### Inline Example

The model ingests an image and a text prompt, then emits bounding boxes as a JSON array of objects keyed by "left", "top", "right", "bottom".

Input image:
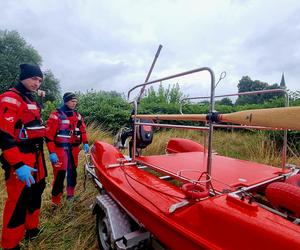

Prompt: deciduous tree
[
  {"left": 0, "top": 30, "right": 61, "bottom": 101},
  {"left": 0, "top": 30, "right": 42, "bottom": 92}
]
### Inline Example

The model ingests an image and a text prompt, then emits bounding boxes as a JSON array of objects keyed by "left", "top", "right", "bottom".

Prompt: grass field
[{"left": 0, "top": 127, "right": 299, "bottom": 249}]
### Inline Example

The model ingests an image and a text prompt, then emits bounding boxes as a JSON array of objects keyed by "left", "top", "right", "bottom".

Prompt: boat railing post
[
  {"left": 180, "top": 71, "right": 226, "bottom": 114},
  {"left": 206, "top": 68, "right": 216, "bottom": 188},
  {"left": 282, "top": 90, "right": 289, "bottom": 171},
  {"left": 132, "top": 101, "right": 138, "bottom": 161}
]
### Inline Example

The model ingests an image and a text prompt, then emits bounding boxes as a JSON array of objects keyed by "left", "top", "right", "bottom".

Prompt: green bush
[{"left": 76, "top": 90, "right": 131, "bottom": 132}]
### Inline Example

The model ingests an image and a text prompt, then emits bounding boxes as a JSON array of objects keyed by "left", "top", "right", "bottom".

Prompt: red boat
[{"left": 87, "top": 65, "right": 300, "bottom": 250}]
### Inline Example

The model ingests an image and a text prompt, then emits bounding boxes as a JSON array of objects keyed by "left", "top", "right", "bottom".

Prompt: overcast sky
[{"left": 1, "top": 0, "right": 300, "bottom": 99}]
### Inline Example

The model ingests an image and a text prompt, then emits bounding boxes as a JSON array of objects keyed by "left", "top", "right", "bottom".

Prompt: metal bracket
[{"left": 106, "top": 160, "right": 137, "bottom": 169}]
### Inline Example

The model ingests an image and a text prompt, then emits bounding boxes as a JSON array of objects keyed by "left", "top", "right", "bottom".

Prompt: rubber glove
[
  {"left": 15, "top": 165, "right": 37, "bottom": 187},
  {"left": 83, "top": 143, "right": 89, "bottom": 153},
  {"left": 49, "top": 153, "right": 59, "bottom": 163}
]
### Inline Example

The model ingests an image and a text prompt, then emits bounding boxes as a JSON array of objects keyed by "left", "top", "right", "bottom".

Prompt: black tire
[{"left": 96, "top": 212, "right": 114, "bottom": 250}]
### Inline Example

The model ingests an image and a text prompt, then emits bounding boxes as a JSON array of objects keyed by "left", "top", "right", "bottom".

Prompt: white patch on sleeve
[
  {"left": 4, "top": 116, "right": 14, "bottom": 122},
  {"left": 27, "top": 104, "right": 38, "bottom": 110},
  {"left": 1, "top": 97, "right": 21, "bottom": 107}
]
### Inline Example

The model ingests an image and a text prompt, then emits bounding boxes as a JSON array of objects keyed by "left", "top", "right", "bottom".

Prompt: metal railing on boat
[
  {"left": 179, "top": 88, "right": 289, "bottom": 171},
  {"left": 126, "top": 66, "right": 292, "bottom": 195},
  {"left": 128, "top": 67, "right": 216, "bottom": 186}
]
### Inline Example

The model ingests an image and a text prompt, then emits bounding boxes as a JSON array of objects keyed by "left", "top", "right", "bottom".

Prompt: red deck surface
[{"left": 137, "top": 152, "right": 285, "bottom": 192}]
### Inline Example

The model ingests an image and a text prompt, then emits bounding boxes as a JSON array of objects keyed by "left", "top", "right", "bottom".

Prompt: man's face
[
  {"left": 21, "top": 76, "right": 42, "bottom": 92},
  {"left": 65, "top": 99, "right": 78, "bottom": 110}
]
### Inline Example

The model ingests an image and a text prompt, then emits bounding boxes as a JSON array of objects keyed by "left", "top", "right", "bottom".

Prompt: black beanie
[
  {"left": 19, "top": 64, "right": 43, "bottom": 81},
  {"left": 63, "top": 92, "right": 77, "bottom": 103}
]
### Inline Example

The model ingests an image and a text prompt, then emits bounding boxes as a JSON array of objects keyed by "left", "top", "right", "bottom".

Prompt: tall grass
[
  {"left": 0, "top": 126, "right": 299, "bottom": 249},
  {"left": 145, "top": 129, "right": 300, "bottom": 166}
]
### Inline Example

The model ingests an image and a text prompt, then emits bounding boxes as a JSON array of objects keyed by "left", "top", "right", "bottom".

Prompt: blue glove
[
  {"left": 83, "top": 143, "right": 89, "bottom": 153},
  {"left": 49, "top": 153, "right": 59, "bottom": 163},
  {"left": 16, "top": 165, "right": 37, "bottom": 187}
]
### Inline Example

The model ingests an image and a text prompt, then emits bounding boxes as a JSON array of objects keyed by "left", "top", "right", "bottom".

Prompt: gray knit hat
[{"left": 63, "top": 92, "right": 77, "bottom": 103}]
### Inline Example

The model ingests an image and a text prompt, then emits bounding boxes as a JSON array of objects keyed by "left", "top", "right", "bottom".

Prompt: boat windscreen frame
[{"left": 127, "top": 67, "right": 216, "bottom": 181}]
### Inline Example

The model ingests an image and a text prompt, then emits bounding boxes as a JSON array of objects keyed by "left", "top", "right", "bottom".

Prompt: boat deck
[{"left": 137, "top": 152, "right": 285, "bottom": 192}]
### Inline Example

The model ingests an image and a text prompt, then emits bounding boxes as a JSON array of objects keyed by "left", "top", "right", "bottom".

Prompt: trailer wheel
[{"left": 96, "top": 212, "right": 114, "bottom": 250}]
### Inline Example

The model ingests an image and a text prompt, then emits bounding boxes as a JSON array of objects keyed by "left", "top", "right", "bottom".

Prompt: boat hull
[{"left": 91, "top": 141, "right": 300, "bottom": 250}]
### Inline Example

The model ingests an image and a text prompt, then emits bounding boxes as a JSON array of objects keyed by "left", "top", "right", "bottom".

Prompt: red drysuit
[
  {"left": 0, "top": 84, "right": 47, "bottom": 249},
  {"left": 46, "top": 106, "right": 87, "bottom": 205}
]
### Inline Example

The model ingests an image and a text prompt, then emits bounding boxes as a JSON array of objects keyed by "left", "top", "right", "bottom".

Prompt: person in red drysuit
[
  {"left": 46, "top": 92, "right": 89, "bottom": 206},
  {"left": 0, "top": 64, "right": 47, "bottom": 250}
]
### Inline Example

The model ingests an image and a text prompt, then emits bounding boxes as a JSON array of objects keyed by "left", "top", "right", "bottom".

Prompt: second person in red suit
[{"left": 45, "top": 92, "right": 89, "bottom": 206}]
